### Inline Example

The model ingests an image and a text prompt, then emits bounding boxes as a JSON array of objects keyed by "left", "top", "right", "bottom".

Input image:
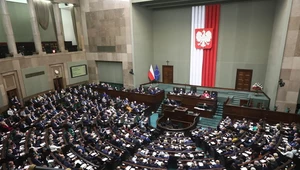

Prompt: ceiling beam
[
  {"left": 135, "top": 0, "right": 263, "bottom": 9},
  {"left": 147, "top": 0, "right": 233, "bottom": 8}
]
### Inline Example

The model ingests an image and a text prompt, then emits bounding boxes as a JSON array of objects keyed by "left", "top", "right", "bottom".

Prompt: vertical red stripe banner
[{"left": 202, "top": 4, "right": 220, "bottom": 87}]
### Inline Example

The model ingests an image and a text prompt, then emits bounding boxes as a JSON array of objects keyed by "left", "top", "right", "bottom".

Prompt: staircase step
[{"left": 197, "top": 124, "right": 218, "bottom": 129}]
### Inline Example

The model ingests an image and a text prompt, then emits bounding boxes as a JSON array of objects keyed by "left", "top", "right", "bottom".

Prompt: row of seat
[
  {"left": 1, "top": 83, "right": 299, "bottom": 170},
  {"left": 0, "top": 84, "right": 156, "bottom": 170},
  {"left": 190, "top": 117, "right": 299, "bottom": 169}
]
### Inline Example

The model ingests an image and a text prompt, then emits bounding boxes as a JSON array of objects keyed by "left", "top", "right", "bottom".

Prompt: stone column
[
  {"left": 275, "top": 0, "right": 300, "bottom": 113},
  {"left": 27, "top": 0, "right": 43, "bottom": 54},
  {"left": 74, "top": 6, "right": 84, "bottom": 51},
  {"left": 52, "top": 3, "right": 66, "bottom": 52},
  {"left": 0, "top": 0, "right": 18, "bottom": 56}
]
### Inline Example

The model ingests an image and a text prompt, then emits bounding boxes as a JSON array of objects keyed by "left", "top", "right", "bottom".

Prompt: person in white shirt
[
  {"left": 132, "top": 155, "right": 137, "bottom": 163},
  {"left": 49, "top": 141, "right": 61, "bottom": 152},
  {"left": 7, "top": 108, "right": 14, "bottom": 116},
  {"left": 281, "top": 146, "right": 296, "bottom": 159}
]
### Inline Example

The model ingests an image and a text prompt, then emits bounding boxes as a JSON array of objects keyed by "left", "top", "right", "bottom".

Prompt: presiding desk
[
  {"left": 167, "top": 93, "right": 217, "bottom": 118},
  {"left": 93, "top": 88, "right": 165, "bottom": 113}
]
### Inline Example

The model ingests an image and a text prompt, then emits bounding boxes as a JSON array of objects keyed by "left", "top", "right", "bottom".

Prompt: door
[
  {"left": 7, "top": 89, "right": 19, "bottom": 106},
  {"left": 235, "top": 69, "right": 252, "bottom": 91},
  {"left": 163, "top": 65, "right": 173, "bottom": 84},
  {"left": 53, "top": 77, "right": 64, "bottom": 91},
  {"left": 7, "top": 89, "right": 18, "bottom": 100}
]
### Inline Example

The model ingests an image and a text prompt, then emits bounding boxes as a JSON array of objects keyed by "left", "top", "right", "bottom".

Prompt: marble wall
[
  {"left": 264, "top": 0, "right": 292, "bottom": 110},
  {"left": 80, "top": 0, "right": 134, "bottom": 88},
  {"left": 276, "top": 0, "right": 300, "bottom": 113}
]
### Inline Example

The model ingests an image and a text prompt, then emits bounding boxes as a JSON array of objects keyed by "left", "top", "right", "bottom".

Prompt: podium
[
  {"left": 158, "top": 106, "right": 199, "bottom": 131},
  {"left": 165, "top": 107, "right": 198, "bottom": 125}
]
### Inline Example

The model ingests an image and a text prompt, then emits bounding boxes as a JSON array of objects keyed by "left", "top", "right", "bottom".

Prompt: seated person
[
  {"left": 0, "top": 118, "right": 13, "bottom": 132},
  {"left": 189, "top": 86, "right": 197, "bottom": 94},
  {"left": 179, "top": 88, "right": 185, "bottom": 94},
  {"left": 203, "top": 103, "right": 208, "bottom": 110},
  {"left": 173, "top": 87, "right": 179, "bottom": 94},
  {"left": 166, "top": 118, "right": 172, "bottom": 125},
  {"left": 211, "top": 91, "right": 218, "bottom": 98},
  {"left": 202, "top": 91, "right": 210, "bottom": 98}
]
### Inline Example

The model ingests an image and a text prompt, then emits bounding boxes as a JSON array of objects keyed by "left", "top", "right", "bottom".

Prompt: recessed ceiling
[{"left": 132, "top": 0, "right": 266, "bottom": 9}]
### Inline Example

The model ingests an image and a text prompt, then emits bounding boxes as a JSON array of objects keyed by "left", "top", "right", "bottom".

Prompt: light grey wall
[
  {"left": 22, "top": 66, "right": 50, "bottom": 97},
  {"left": 153, "top": 7, "right": 191, "bottom": 84},
  {"left": 216, "top": 0, "right": 276, "bottom": 89},
  {"left": 132, "top": 4, "right": 153, "bottom": 86},
  {"left": 264, "top": 0, "right": 292, "bottom": 109},
  {"left": 97, "top": 61, "right": 123, "bottom": 84},
  {"left": 0, "top": 7, "right": 5, "bottom": 42},
  {"left": 67, "top": 61, "right": 89, "bottom": 85},
  {"left": 38, "top": 13, "right": 57, "bottom": 42},
  {"left": 2, "top": 2, "right": 33, "bottom": 42},
  {"left": 0, "top": 2, "right": 56, "bottom": 42}
]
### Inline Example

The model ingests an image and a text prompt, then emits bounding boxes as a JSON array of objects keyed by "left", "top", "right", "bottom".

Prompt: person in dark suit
[
  {"left": 7, "top": 161, "right": 15, "bottom": 170},
  {"left": 35, "top": 119, "right": 46, "bottom": 130},
  {"left": 11, "top": 96, "right": 21, "bottom": 109},
  {"left": 244, "top": 136, "right": 257, "bottom": 147},
  {"left": 5, "top": 149, "right": 15, "bottom": 162},
  {"left": 203, "top": 103, "right": 208, "bottom": 110},
  {"left": 63, "top": 157, "right": 72, "bottom": 168},
  {"left": 262, "top": 142, "right": 275, "bottom": 153},
  {"left": 173, "top": 87, "right": 179, "bottom": 94},
  {"left": 11, "top": 112, "right": 21, "bottom": 124},
  {"left": 25, "top": 114, "right": 34, "bottom": 125},
  {"left": 31, "top": 155, "right": 43, "bottom": 166}
]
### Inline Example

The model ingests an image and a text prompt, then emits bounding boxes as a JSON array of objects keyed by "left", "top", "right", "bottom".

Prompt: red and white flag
[
  {"left": 148, "top": 65, "right": 155, "bottom": 81},
  {"left": 190, "top": 5, "right": 220, "bottom": 87}
]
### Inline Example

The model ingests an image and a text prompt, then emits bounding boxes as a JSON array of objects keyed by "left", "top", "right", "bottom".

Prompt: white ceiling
[
  {"left": 6, "top": 0, "right": 74, "bottom": 8},
  {"left": 6, "top": 0, "right": 28, "bottom": 3}
]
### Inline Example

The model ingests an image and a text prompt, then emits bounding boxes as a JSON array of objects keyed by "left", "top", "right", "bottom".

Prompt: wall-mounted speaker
[
  {"left": 129, "top": 69, "right": 134, "bottom": 75},
  {"left": 279, "top": 79, "right": 285, "bottom": 87}
]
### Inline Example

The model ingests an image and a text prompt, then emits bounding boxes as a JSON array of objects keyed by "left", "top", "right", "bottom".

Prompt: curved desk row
[{"left": 93, "top": 88, "right": 165, "bottom": 113}]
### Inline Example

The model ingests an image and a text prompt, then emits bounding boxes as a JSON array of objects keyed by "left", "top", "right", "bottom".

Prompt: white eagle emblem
[{"left": 196, "top": 30, "right": 212, "bottom": 48}]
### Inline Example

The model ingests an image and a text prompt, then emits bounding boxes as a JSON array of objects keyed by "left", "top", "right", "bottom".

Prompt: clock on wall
[{"left": 54, "top": 70, "right": 60, "bottom": 76}]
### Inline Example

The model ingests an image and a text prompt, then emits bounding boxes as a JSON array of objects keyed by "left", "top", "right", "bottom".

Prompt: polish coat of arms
[{"left": 195, "top": 28, "right": 213, "bottom": 49}]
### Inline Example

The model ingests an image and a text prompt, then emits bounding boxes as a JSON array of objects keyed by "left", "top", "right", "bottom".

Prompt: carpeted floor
[{"left": 150, "top": 113, "right": 158, "bottom": 128}]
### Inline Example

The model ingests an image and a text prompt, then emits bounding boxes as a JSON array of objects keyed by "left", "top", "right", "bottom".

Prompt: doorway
[
  {"left": 7, "top": 89, "right": 18, "bottom": 100},
  {"left": 7, "top": 89, "right": 19, "bottom": 106},
  {"left": 235, "top": 69, "right": 253, "bottom": 91},
  {"left": 163, "top": 65, "right": 173, "bottom": 84},
  {"left": 53, "top": 77, "right": 64, "bottom": 91}
]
